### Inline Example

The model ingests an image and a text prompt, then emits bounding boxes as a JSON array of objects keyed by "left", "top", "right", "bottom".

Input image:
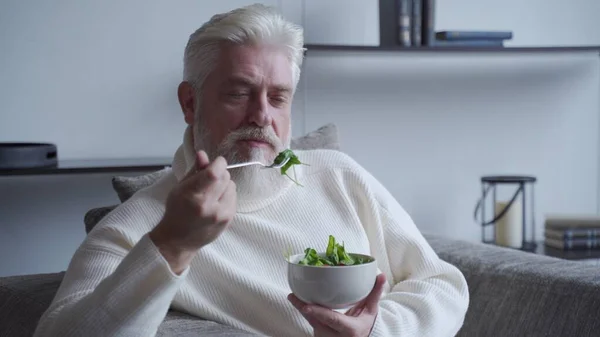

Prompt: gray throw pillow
[
  {"left": 291, "top": 123, "right": 340, "bottom": 150},
  {"left": 84, "top": 205, "right": 118, "bottom": 234},
  {"left": 111, "top": 168, "right": 170, "bottom": 203}
]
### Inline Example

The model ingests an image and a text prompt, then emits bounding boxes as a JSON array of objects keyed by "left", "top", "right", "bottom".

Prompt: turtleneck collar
[{"left": 171, "top": 125, "right": 299, "bottom": 213}]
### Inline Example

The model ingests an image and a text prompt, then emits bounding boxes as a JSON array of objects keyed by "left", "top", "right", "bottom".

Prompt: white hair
[
  {"left": 182, "top": 3, "right": 305, "bottom": 92},
  {"left": 183, "top": 4, "right": 303, "bottom": 200}
]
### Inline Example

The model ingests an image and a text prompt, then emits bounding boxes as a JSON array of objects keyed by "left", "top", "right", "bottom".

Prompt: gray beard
[{"left": 192, "top": 119, "right": 292, "bottom": 202}]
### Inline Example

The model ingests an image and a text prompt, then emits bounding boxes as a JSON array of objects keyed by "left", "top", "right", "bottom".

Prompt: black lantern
[{"left": 474, "top": 175, "right": 537, "bottom": 252}]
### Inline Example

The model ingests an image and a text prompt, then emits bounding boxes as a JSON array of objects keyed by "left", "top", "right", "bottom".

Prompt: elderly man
[{"left": 34, "top": 4, "right": 468, "bottom": 337}]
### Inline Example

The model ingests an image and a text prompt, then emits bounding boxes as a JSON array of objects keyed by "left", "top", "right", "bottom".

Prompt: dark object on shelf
[
  {"left": 396, "top": 0, "right": 412, "bottom": 46},
  {"left": 411, "top": 0, "right": 422, "bottom": 46},
  {"left": 0, "top": 157, "right": 172, "bottom": 176},
  {"left": 474, "top": 175, "right": 538, "bottom": 252},
  {"left": 0, "top": 143, "right": 58, "bottom": 170},
  {"left": 422, "top": 0, "right": 435, "bottom": 46},
  {"left": 378, "top": 0, "right": 399, "bottom": 46},
  {"left": 433, "top": 39, "right": 505, "bottom": 47},
  {"left": 435, "top": 30, "right": 513, "bottom": 41}
]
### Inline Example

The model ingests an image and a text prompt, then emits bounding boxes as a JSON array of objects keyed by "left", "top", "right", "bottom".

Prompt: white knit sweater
[{"left": 34, "top": 136, "right": 469, "bottom": 337}]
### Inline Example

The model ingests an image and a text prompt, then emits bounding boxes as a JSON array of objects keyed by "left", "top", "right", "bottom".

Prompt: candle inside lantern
[{"left": 494, "top": 199, "right": 523, "bottom": 248}]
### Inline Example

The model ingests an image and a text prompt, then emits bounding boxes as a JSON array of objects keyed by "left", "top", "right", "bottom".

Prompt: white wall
[
  {"left": 1, "top": 0, "right": 600, "bottom": 277},
  {"left": 301, "top": 51, "right": 600, "bottom": 241}
]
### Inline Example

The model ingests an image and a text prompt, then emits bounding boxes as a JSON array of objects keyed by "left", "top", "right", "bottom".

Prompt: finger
[
  {"left": 183, "top": 150, "right": 210, "bottom": 180},
  {"left": 287, "top": 293, "right": 306, "bottom": 311},
  {"left": 303, "top": 304, "right": 353, "bottom": 333},
  {"left": 219, "top": 181, "right": 237, "bottom": 205},
  {"left": 187, "top": 156, "right": 230, "bottom": 195},
  {"left": 201, "top": 156, "right": 228, "bottom": 181},
  {"left": 286, "top": 295, "right": 316, "bottom": 324},
  {"left": 196, "top": 150, "right": 210, "bottom": 170},
  {"left": 345, "top": 295, "right": 372, "bottom": 317},
  {"left": 345, "top": 305, "right": 364, "bottom": 317},
  {"left": 364, "top": 273, "right": 387, "bottom": 315},
  {"left": 216, "top": 182, "right": 237, "bottom": 224},
  {"left": 312, "top": 325, "right": 339, "bottom": 337},
  {"left": 202, "top": 157, "right": 231, "bottom": 197},
  {"left": 287, "top": 295, "right": 337, "bottom": 336}
]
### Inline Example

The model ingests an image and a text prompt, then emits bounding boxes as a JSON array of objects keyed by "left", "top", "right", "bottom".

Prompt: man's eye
[
  {"left": 228, "top": 92, "right": 248, "bottom": 98},
  {"left": 270, "top": 95, "right": 288, "bottom": 104}
]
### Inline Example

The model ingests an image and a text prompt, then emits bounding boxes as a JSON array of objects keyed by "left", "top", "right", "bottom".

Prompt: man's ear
[{"left": 177, "top": 81, "right": 196, "bottom": 125}]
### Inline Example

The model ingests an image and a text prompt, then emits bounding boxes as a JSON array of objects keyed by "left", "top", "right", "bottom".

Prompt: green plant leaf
[
  {"left": 276, "top": 149, "right": 308, "bottom": 186},
  {"left": 295, "top": 235, "right": 369, "bottom": 266},
  {"left": 326, "top": 235, "right": 335, "bottom": 256}
]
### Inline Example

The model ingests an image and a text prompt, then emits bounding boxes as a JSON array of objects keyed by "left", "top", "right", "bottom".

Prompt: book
[
  {"left": 421, "top": 0, "right": 435, "bottom": 46},
  {"left": 436, "top": 31, "right": 513, "bottom": 41},
  {"left": 397, "top": 0, "right": 412, "bottom": 46},
  {"left": 411, "top": 0, "right": 422, "bottom": 46},
  {"left": 544, "top": 215, "right": 600, "bottom": 229},
  {"left": 545, "top": 227, "right": 600, "bottom": 240},
  {"left": 434, "top": 39, "right": 504, "bottom": 47},
  {"left": 542, "top": 244, "right": 600, "bottom": 260},
  {"left": 545, "top": 237, "right": 600, "bottom": 250}
]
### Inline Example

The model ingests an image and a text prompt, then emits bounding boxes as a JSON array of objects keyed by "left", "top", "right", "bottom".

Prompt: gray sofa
[{"left": 3, "top": 232, "right": 600, "bottom": 336}]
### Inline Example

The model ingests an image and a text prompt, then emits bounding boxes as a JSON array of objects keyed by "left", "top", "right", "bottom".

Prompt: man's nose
[{"left": 247, "top": 94, "right": 272, "bottom": 127}]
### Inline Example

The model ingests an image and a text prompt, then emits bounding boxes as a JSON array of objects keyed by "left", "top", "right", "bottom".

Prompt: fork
[{"left": 226, "top": 156, "right": 290, "bottom": 170}]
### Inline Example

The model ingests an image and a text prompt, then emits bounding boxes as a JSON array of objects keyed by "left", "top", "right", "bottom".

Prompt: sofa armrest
[
  {"left": 424, "top": 234, "right": 600, "bottom": 337},
  {"left": 0, "top": 272, "right": 259, "bottom": 337},
  {"left": 0, "top": 272, "right": 65, "bottom": 337}
]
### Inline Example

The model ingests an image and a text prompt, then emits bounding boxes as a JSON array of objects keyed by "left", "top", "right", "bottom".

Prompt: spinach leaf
[
  {"left": 274, "top": 149, "right": 308, "bottom": 186},
  {"left": 337, "top": 242, "right": 355, "bottom": 266},
  {"left": 298, "top": 248, "right": 319, "bottom": 265},
  {"left": 296, "top": 235, "right": 368, "bottom": 266}
]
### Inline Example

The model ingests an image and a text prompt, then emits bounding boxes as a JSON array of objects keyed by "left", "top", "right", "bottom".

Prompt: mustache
[{"left": 224, "top": 127, "right": 282, "bottom": 149}]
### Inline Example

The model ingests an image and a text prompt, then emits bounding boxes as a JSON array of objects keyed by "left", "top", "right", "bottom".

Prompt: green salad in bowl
[
  {"left": 296, "top": 235, "right": 372, "bottom": 266},
  {"left": 286, "top": 235, "right": 377, "bottom": 309}
]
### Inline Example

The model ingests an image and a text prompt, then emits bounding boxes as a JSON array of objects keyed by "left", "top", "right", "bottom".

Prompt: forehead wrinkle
[
  {"left": 223, "top": 73, "right": 292, "bottom": 93},
  {"left": 214, "top": 46, "right": 293, "bottom": 91},
  {"left": 224, "top": 75, "right": 258, "bottom": 86}
]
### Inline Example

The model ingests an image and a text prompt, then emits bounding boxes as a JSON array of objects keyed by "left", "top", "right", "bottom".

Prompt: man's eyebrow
[
  {"left": 222, "top": 76, "right": 255, "bottom": 87},
  {"left": 222, "top": 76, "right": 293, "bottom": 93},
  {"left": 271, "top": 85, "right": 293, "bottom": 93}
]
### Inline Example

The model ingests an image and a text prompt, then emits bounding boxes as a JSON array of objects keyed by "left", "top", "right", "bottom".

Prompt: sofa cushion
[
  {"left": 0, "top": 272, "right": 66, "bottom": 337},
  {"left": 290, "top": 123, "right": 340, "bottom": 150},
  {"left": 0, "top": 272, "right": 257, "bottom": 336},
  {"left": 112, "top": 167, "right": 171, "bottom": 203},
  {"left": 157, "top": 311, "right": 258, "bottom": 336},
  {"left": 424, "top": 233, "right": 600, "bottom": 337},
  {"left": 84, "top": 205, "right": 118, "bottom": 234}
]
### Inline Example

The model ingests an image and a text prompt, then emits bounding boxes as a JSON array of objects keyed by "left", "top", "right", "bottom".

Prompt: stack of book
[
  {"left": 395, "top": 0, "right": 512, "bottom": 48},
  {"left": 396, "top": 0, "right": 436, "bottom": 46},
  {"left": 544, "top": 215, "right": 600, "bottom": 250},
  {"left": 434, "top": 31, "right": 513, "bottom": 47}
]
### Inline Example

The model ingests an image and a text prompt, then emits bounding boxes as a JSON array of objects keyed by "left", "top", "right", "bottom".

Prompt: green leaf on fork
[{"left": 273, "top": 149, "right": 309, "bottom": 186}]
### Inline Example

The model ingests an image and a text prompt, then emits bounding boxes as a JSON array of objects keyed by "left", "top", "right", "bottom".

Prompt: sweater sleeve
[
  {"left": 368, "top": 203, "right": 470, "bottom": 337},
  {"left": 351, "top": 167, "right": 470, "bottom": 337},
  {"left": 33, "top": 232, "right": 189, "bottom": 337}
]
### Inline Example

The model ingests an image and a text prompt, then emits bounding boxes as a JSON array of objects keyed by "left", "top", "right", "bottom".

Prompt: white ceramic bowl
[{"left": 287, "top": 252, "right": 378, "bottom": 310}]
